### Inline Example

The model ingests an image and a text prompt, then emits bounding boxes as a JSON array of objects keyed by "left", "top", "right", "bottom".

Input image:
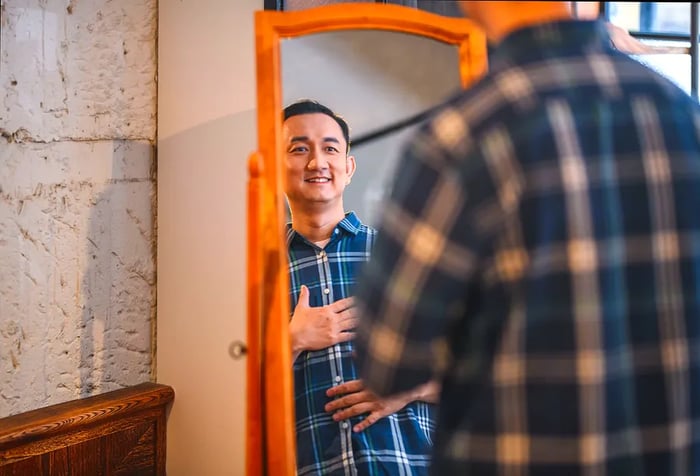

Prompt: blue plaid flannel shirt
[
  {"left": 288, "top": 212, "right": 436, "bottom": 476},
  {"left": 356, "top": 20, "right": 700, "bottom": 475}
]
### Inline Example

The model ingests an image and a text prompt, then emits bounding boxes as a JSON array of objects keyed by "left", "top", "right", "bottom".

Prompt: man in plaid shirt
[
  {"left": 355, "top": 2, "right": 700, "bottom": 475},
  {"left": 283, "top": 99, "right": 439, "bottom": 475}
]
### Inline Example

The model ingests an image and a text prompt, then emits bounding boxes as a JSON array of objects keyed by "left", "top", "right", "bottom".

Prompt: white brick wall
[{"left": 1, "top": 0, "right": 157, "bottom": 417}]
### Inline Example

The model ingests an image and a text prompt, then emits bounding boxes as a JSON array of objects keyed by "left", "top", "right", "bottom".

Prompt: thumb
[{"left": 296, "top": 285, "right": 310, "bottom": 309}]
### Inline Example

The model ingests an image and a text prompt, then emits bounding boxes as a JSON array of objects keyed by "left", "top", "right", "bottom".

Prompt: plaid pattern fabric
[
  {"left": 355, "top": 20, "right": 700, "bottom": 475},
  {"left": 288, "top": 212, "right": 437, "bottom": 476}
]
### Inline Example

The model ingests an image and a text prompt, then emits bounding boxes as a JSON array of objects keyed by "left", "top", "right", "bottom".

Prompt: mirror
[
  {"left": 281, "top": 29, "right": 462, "bottom": 226},
  {"left": 247, "top": 4, "right": 487, "bottom": 475}
]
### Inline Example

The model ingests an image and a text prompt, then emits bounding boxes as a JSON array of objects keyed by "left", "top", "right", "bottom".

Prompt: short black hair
[{"left": 283, "top": 99, "right": 351, "bottom": 152}]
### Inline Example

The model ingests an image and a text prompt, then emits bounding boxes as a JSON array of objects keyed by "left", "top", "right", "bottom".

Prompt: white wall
[
  {"left": 1, "top": 0, "right": 157, "bottom": 417},
  {"left": 157, "top": 0, "right": 259, "bottom": 474}
]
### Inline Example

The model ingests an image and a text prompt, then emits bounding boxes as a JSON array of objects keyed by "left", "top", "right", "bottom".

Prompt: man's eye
[
  {"left": 325, "top": 147, "right": 339, "bottom": 153},
  {"left": 290, "top": 146, "right": 308, "bottom": 153}
]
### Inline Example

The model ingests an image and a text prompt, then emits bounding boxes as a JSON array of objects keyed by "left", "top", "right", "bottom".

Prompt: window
[
  {"left": 609, "top": 2, "right": 690, "bottom": 37},
  {"left": 597, "top": 2, "right": 698, "bottom": 99}
]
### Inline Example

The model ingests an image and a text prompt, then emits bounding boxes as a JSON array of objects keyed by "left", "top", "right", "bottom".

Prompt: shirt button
[
  {"left": 342, "top": 422, "right": 349, "bottom": 429},
  {"left": 323, "top": 288, "right": 330, "bottom": 295},
  {"left": 319, "top": 250, "right": 326, "bottom": 258},
  {"left": 334, "top": 229, "right": 339, "bottom": 234},
  {"left": 335, "top": 376, "right": 342, "bottom": 383}
]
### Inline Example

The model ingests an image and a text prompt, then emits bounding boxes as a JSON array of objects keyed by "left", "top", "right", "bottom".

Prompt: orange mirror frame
[{"left": 247, "top": 4, "right": 488, "bottom": 475}]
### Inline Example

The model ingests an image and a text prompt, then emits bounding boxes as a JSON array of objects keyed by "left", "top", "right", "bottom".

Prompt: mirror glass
[{"left": 281, "top": 29, "right": 462, "bottom": 225}]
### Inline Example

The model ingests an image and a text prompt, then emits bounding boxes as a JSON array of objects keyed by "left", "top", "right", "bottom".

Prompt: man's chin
[
  {"left": 302, "top": 189, "right": 338, "bottom": 200},
  {"left": 287, "top": 191, "right": 342, "bottom": 208}
]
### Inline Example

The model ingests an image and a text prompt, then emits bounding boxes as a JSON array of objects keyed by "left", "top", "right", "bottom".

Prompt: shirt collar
[
  {"left": 337, "top": 211, "right": 362, "bottom": 235},
  {"left": 286, "top": 211, "right": 363, "bottom": 247}
]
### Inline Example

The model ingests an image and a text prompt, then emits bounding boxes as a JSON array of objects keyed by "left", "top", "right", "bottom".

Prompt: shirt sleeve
[{"left": 354, "top": 116, "right": 500, "bottom": 397}]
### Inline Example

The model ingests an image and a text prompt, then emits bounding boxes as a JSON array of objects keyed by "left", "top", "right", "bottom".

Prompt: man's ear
[{"left": 346, "top": 155, "right": 356, "bottom": 183}]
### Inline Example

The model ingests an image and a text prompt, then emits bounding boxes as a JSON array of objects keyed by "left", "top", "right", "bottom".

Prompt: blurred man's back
[{"left": 354, "top": 2, "right": 700, "bottom": 475}]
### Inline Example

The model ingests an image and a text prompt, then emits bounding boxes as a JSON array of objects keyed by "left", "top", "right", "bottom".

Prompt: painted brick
[{"left": 1, "top": 0, "right": 157, "bottom": 417}]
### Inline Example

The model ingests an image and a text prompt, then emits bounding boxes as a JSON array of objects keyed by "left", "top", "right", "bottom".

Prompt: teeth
[{"left": 306, "top": 178, "right": 330, "bottom": 183}]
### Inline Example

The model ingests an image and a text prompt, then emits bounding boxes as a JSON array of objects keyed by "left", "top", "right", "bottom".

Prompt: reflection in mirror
[
  {"left": 281, "top": 30, "right": 461, "bottom": 225},
  {"left": 248, "top": 5, "right": 488, "bottom": 474},
  {"left": 280, "top": 28, "right": 461, "bottom": 476}
]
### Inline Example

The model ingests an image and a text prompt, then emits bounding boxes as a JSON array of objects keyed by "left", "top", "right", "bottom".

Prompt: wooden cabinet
[{"left": 0, "top": 383, "right": 174, "bottom": 476}]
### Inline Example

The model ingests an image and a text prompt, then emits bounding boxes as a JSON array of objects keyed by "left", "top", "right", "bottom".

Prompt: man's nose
[{"left": 307, "top": 150, "right": 329, "bottom": 169}]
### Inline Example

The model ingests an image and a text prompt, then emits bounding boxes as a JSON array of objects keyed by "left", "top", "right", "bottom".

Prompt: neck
[
  {"left": 290, "top": 203, "right": 346, "bottom": 243},
  {"left": 475, "top": 2, "right": 574, "bottom": 43}
]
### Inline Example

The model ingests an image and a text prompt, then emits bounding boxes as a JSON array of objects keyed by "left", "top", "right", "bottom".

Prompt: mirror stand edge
[{"left": 248, "top": 9, "right": 297, "bottom": 476}]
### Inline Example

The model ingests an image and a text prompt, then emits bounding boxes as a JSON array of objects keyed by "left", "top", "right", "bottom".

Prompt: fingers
[
  {"left": 336, "top": 307, "right": 357, "bottom": 329},
  {"left": 325, "top": 390, "right": 371, "bottom": 412},
  {"left": 334, "top": 332, "right": 356, "bottom": 344},
  {"left": 338, "top": 306, "right": 357, "bottom": 317},
  {"left": 326, "top": 379, "right": 365, "bottom": 398},
  {"left": 353, "top": 413, "right": 379, "bottom": 433},
  {"left": 332, "top": 306, "right": 357, "bottom": 342},
  {"left": 324, "top": 379, "right": 387, "bottom": 433},
  {"left": 330, "top": 296, "right": 355, "bottom": 312},
  {"left": 337, "top": 310, "right": 357, "bottom": 329},
  {"left": 295, "top": 285, "right": 310, "bottom": 309},
  {"left": 330, "top": 402, "right": 375, "bottom": 423}
]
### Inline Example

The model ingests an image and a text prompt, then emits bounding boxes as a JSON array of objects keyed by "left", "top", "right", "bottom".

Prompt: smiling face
[{"left": 283, "top": 112, "right": 356, "bottom": 214}]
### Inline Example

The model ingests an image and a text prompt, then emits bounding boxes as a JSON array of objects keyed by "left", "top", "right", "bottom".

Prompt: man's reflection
[{"left": 283, "top": 99, "right": 439, "bottom": 475}]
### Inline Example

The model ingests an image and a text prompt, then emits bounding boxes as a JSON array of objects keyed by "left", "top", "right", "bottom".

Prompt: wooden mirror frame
[{"left": 247, "top": 4, "right": 487, "bottom": 475}]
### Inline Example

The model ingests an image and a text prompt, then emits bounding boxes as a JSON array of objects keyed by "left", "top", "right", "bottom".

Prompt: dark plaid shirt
[
  {"left": 288, "top": 212, "right": 436, "bottom": 476},
  {"left": 355, "top": 20, "right": 700, "bottom": 475}
]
